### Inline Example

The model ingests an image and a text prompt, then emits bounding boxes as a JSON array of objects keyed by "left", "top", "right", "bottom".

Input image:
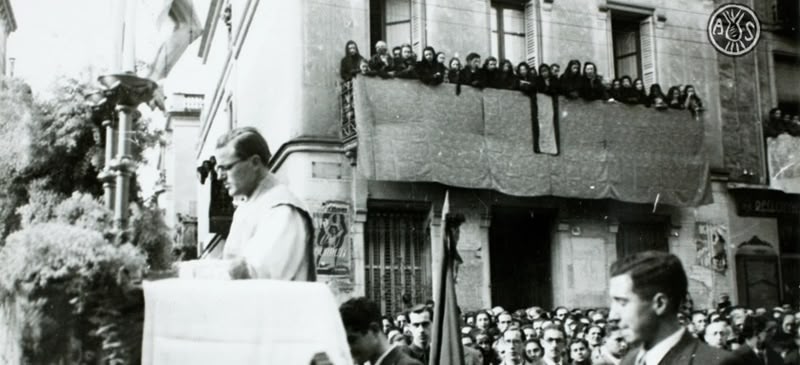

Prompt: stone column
[
  {"left": 112, "top": 104, "right": 138, "bottom": 232},
  {"left": 479, "top": 213, "right": 492, "bottom": 308},
  {"left": 100, "top": 118, "right": 117, "bottom": 211},
  {"left": 97, "top": 73, "right": 157, "bottom": 242}
]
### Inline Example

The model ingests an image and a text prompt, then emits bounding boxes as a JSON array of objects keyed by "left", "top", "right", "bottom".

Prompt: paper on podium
[{"left": 141, "top": 279, "right": 353, "bottom": 365}]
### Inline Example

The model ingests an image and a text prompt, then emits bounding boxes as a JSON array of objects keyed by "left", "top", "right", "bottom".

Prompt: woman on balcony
[
  {"left": 515, "top": 62, "right": 537, "bottom": 96},
  {"left": 608, "top": 78, "right": 622, "bottom": 102},
  {"left": 680, "top": 85, "right": 704, "bottom": 116},
  {"left": 578, "top": 62, "right": 607, "bottom": 101},
  {"left": 666, "top": 86, "right": 684, "bottom": 110},
  {"left": 648, "top": 84, "right": 668, "bottom": 110},
  {"left": 447, "top": 57, "right": 462, "bottom": 84},
  {"left": 394, "top": 44, "right": 418, "bottom": 79},
  {"left": 618, "top": 76, "right": 640, "bottom": 105},
  {"left": 339, "top": 40, "right": 366, "bottom": 81},
  {"left": 536, "top": 63, "right": 558, "bottom": 96},
  {"left": 460, "top": 53, "right": 485, "bottom": 89},
  {"left": 416, "top": 46, "right": 445, "bottom": 86},
  {"left": 559, "top": 59, "right": 583, "bottom": 99},
  {"left": 497, "top": 59, "right": 518, "bottom": 90},
  {"left": 632, "top": 78, "right": 649, "bottom": 106},
  {"left": 483, "top": 57, "right": 501, "bottom": 89}
]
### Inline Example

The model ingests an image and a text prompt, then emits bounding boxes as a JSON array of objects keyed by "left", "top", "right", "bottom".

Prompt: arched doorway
[{"left": 735, "top": 236, "right": 780, "bottom": 308}]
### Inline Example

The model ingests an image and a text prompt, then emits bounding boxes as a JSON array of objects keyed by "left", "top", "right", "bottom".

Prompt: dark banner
[{"left": 354, "top": 77, "right": 711, "bottom": 207}]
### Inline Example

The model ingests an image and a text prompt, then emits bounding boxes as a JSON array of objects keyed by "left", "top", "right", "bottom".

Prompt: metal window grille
[
  {"left": 365, "top": 210, "right": 430, "bottom": 315},
  {"left": 340, "top": 80, "right": 357, "bottom": 140}
]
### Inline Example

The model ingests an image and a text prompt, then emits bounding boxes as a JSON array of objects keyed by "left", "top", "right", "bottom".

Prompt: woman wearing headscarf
[
  {"left": 608, "top": 78, "right": 622, "bottom": 101},
  {"left": 483, "top": 57, "right": 501, "bottom": 89},
  {"left": 559, "top": 59, "right": 582, "bottom": 99},
  {"left": 447, "top": 57, "right": 462, "bottom": 84},
  {"left": 536, "top": 63, "right": 558, "bottom": 95},
  {"left": 515, "top": 62, "right": 537, "bottom": 96},
  {"left": 617, "top": 76, "right": 639, "bottom": 105},
  {"left": 339, "top": 40, "right": 366, "bottom": 81},
  {"left": 763, "top": 107, "right": 785, "bottom": 138},
  {"left": 680, "top": 84, "right": 704, "bottom": 115},
  {"left": 416, "top": 46, "right": 445, "bottom": 85},
  {"left": 436, "top": 52, "right": 447, "bottom": 69},
  {"left": 632, "top": 78, "right": 649, "bottom": 106},
  {"left": 666, "top": 86, "right": 684, "bottom": 110},
  {"left": 394, "top": 44, "right": 418, "bottom": 79},
  {"left": 578, "top": 61, "right": 606, "bottom": 101},
  {"left": 648, "top": 83, "right": 668, "bottom": 110},
  {"left": 496, "top": 59, "right": 518, "bottom": 90}
]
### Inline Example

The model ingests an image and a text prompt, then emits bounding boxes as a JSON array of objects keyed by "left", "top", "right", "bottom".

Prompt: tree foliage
[
  {"left": 0, "top": 76, "right": 162, "bottom": 241},
  {"left": 0, "top": 75, "right": 173, "bottom": 364}
]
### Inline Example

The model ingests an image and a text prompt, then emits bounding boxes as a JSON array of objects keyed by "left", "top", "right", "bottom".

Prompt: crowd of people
[
  {"left": 339, "top": 40, "right": 705, "bottom": 115},
  {"left": 347, "top": 301, "right": 799, "bottom": 365},
  {"left": 763, "top": 107, "right": 800, "bottom": 138},
  {"left": 339, "top": 251, "right": 800, "bottom": 365}
]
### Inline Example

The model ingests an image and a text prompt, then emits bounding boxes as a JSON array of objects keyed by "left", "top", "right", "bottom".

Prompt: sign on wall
[
  {"left": 695, "top": 222, "right": 728, "bottom": 273},
  {"left": 313, "top": 201, "right": 351, "bottom": 277}
]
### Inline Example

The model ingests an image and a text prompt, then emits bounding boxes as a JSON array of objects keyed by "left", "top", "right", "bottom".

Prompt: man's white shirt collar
[{"left": 636, "top": 327, "right": 685, "bottom": 365}]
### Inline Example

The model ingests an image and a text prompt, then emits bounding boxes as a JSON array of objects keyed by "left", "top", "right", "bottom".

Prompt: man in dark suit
[
  {"left": 608, "top": 251, "right": 743, "bottom": 365},
  {"left": 732, "top": 315, "right": 784, "bottom": 365},
  {"left": 339, "top": 297, "right": 423, "bottom": 365},
  {"left": 406, "top": 304, "right": 432, "bottom": 364}
]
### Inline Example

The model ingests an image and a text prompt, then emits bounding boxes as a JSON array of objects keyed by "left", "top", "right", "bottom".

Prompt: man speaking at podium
[{"left": 213, "top": 126, "right": 316, "bottom": 281}]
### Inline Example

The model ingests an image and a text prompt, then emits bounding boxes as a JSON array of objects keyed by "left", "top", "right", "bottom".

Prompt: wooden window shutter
[
  {"left": 639, "top": 16, "right": 657, "bottom": 87},
  {"left": 411, "top": 0, "right": 426, "bottom": 56},
  {"left": 525, "top": 1, "right": 539, "bottom": 67}
]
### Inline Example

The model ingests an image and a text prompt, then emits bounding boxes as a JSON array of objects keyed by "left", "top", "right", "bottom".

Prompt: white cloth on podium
[{"left": 141, "top": 279, "right": 352, "bottom": 365}]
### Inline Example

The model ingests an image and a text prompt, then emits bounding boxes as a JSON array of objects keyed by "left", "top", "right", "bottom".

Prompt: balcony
[
  {"left": 343, "top": 77, "right": 711, "bottom": 208},
  {"left": 167, "top": 93, "right": 205, "bottom": 114}
]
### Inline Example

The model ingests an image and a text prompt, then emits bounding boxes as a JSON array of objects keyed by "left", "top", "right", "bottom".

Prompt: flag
[
  {"left": 147, "top": 0, "right": 203, "bottom": 110},
  {"left": 429, "top": 191, "right": 465, "bottom": 365}
]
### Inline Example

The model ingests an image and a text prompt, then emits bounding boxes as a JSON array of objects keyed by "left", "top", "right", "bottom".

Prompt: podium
[{"left": 142, "top": 279, "right": 353, "bottom": 364}]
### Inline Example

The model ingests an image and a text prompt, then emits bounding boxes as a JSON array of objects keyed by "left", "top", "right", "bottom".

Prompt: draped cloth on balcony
[{"left": 353, "top": 77, "right": 712, "bottom": 207}]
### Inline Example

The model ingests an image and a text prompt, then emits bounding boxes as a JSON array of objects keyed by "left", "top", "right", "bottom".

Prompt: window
[
  {"left": 616, "top": 221, "right": 669, "bottom": 259},
  {"left": 364, "top": 207, "right": 431, "bottom": 315},
  {"left": 491, "top": 2, "right": 526, "bottom": 64},
  {"left": 612, "top": 16, "right": 641, "bottom": 79},
  {"left": 774, "top": 53, "right": 800, "bottom": 115},
  {"left": 610, "top": 11, "right": 656, "bottom": 85},
  {"left": 370, "top": 0, "right": 413, "bottom": 54}
]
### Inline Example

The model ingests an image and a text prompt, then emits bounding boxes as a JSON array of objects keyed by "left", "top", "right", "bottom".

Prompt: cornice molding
[{"left": 268, "top": 137, "right": 347, "bottom": 172}]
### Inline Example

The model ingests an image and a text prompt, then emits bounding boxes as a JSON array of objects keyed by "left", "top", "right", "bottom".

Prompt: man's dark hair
[
  {"left": 587, "top": 324, "right": 605, "bottom": 337},
  {"left": 339, "top": 297, "right": 381, "bottom": 334},
  {"left": 569, "top": 338, "right": 589, "bottom": 350},
  {"left": 216, "top": 126, "right": 272, "bottom": 166},
  {"left": 741, "top": 315, "right": 768, "bottom": 339},
  {"left": 466, "top": 52, "right": 481, "bottom": 62},
  {"left": 604, "top": 324, "right": 622, "bottom": 336},
  {"left": 410, "top": 303, "right": 433, "bottom": 319},
  {"left": 610, "top": 251, "right": 688, "bottom": 313}
]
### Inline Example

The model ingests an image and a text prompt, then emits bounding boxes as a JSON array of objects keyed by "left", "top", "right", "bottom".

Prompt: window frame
[
  {"left": 610, "top": 13, "right": 644, "bottom": 80},
  {"left": 370, "top": 0, "right": 413, "bottom": 54},
  {"left": 491, "top": 1, "right": 526, "bottom": 63}
]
